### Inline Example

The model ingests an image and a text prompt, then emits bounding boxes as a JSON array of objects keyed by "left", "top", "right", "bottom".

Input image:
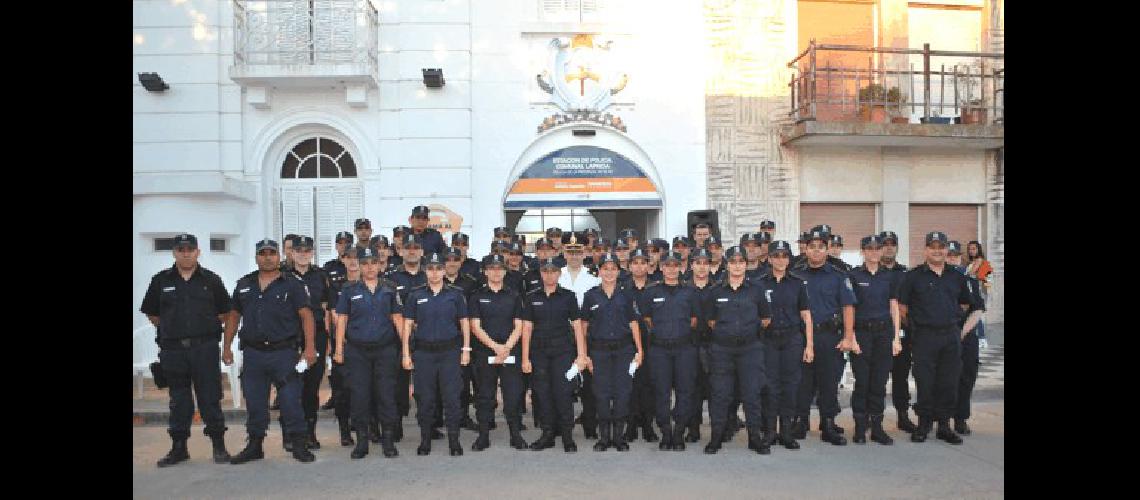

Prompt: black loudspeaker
[{"left": 687, "top": 210, "right": 720, "bottom": 239}]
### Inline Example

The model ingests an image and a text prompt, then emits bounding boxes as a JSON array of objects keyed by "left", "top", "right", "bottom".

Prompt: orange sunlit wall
[{"left": 797, "top": 0, "right": 876, "bottom": 120}]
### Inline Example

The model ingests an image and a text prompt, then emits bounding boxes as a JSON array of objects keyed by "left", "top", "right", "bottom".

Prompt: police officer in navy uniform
[
  {"left": 792, "top": 227, "right": 856, "bottom": 446},
  {"left": 333, "top": 247, "right": 403, "bottom": 459},
  {"left": 468, "top": 254, "right": 529, "bottom": 450},
  {"left": 639, "top": 251, "right": 701, "bottom": 451},
  {"left": 223, "top": 239, "right": 318, "bottom": 464},
  {"left": 898, "top": 231, "right": 984, "bottom": 444},
  {"left": 520, "top": 258, "right": 591, "bottom": 452},
  {"left": 451, "top": 232, "right": 481, "bottom": 277},
  {"left": 672, "top": 236, "right": 693, "bottom": 277},
  {"left": 322, "top": 231, "right": 353, "bottom": 411},
  {"left": 286, "top": 236, "right": 333, "bottom": 451},
  {"left": 847, "top": 235, "right": 903, "bottom": 445},
  {"left": 500, "top": 241, "right": 529, "bottom": 294},
  {"left": 946, "top": 240, "right": 986, "bottom": 436},
  {"left": 581, "top": 228, "right": 600, "bottom": 269},
  {"left": 879, "top": 230, "right": 916, "bottom": 432},
  {"left": 621, "top": 247, "right": 660, "bottom": 443},
  {"left": 741, "top": 233, "right": 772, "bottom": 280},
  {"left": 402, "top": 251, "right": 472, "bottom": 456},
  {"left": 140, "top": 233, "right": 233, "bottom": 467},
  {"left": 582, "top": 252, "right": 645, "bottom": 452},
  {"left": 705, "top": 235, "right": 727, "bottom": 282},
  {"left": 523, "top": 237, "right": 560, "bottom": 294},
  {"left": 326, "top": 244, "right": 358, "bottom": 446},
  {"left": 754, "top": 240, "right": 813, "bottom": 451},
  {"left": 443, "top": 247, "right": 480, "bottom": 431},
  {"left": 353, "top": 219, "right": 372, "bottom": 251},
  {"left": 389, "top": 233, "right": 429, "bottom": 441},
  {"left": 408, "top": 205, "right": 446, "bottom": 255},
  {"left": 682, "top": 247, "right": 717, "bottom": 443},
  {"left": 701, "top": 246, "right": 773, "bottom": 455},
  {"left": 829, "top": 235, "right": 852, "bottom": 272},
  {"left": 390, "top": 226, "right": 411, "bottom": 271},
  {"left": 759, "top": 220, "right": 776, "bottom": 238},
  {"left": 791, "top": 232, "right": 810, "bottom": 269}
]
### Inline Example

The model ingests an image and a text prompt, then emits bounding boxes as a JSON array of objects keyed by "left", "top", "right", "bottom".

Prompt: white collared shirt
[{"left": 558, "top": 266, "right": 600, "bottom": 307}]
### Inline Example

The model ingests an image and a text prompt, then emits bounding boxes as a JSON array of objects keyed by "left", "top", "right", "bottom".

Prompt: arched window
[{"left": 280, "top": 137, "right": 358, "bottom": 179}]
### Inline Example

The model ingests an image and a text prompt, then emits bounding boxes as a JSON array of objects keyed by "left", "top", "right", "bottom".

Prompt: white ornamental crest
[{"left": 537, "top": 34, "right": 629, "bottom": 112}]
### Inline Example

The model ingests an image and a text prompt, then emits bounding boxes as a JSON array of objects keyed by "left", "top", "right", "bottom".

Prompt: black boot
[
  {"left": 723, "top": 414, "right": 740, "bottom": 442},
  {"left": 209, "top": 434, "right": 231, "bottom": 464},
  {"left": 582, "top": 416, "right": 598, "bottom": 440},
  {"left": 431, "top": 427, "right": 445, "bottom": 440},
  {"left": 869, "top": 414, "right": 893, "bottom": 445},
  {"left": 392, "top": 419, "right": 404, "bottom": 442},
  {"left": 820, "top": 417, "right": 847, "bottom": 446},
  {"left": 954, "top": 418, "right": 972, "bottom": 436},
  {"left": 762, "top": 417, "right": 778, "bottom": 449},
  {"left": 291, "top": 433, "right": 315, "bottom": 463},
  {"left": 448, "top": 431, "right": 464, "bottom": 456},
  {"left": 623, "top": 415, "right": 640, "bottom": 442},
  {"left": 282, "top": 425, "right": 294, "bottom": 452},
  {"left": 338, "top": 418, "right": 354, "bottom": 447},
  {"left": 747, "top": 427, "right": 771, "bottom": 455},
  {"left": 370, "top": 419, "right": 381, "bottom": 444},
  {"left": 508, "top": 421, "right": 529, "bottom": 450},
  {"left": 561, "top": 425, "right": 577, "bottom": 453},
  {"left": 613, "top": 419, "right": 630, "bottom": 452},
  {"left": 460, "top": 413, "right": 478, "bottom": 432},
  {"left": 936, "top": 420, "right": 963, "bottom": 444},
  {"left": 529, "top": 428, "right": 557, "bottom": 451},
  {"left": 229, "top": 435, "right": 264, "bottom": 465},
  {"left": 704, "top": 427, "right": 724, "bottom": 454},
  {"left": 157, "top": 438, "right": 189, "bottom": 468},
  {"left": 791, "top": 415, "right": 808, "bottom": 440},
  {"left": 488, "top": 418, "right": 497, "bottom": 430},
  {"left": 685, "top": 420, "right": 701, "bottom": 443},
  {"left": 658, "top": 423, "right": 673, "bottom": 451},
  {"left": 351, "top": 430, "right": 369, "bottom": 459},
  {"left": 671, "top": 426, "right": 686, "bottom": 451},
  {"left": 593, "top": 420, "right": 612, "bottom": 452},
  {"left": 306, "top": 418, "right": 321, "bottom": 450},
  {"left": 778, "top": 416, "right": 799, "bottom": 450},
  {"left": 472, "top": 422, "right": 490, "bottom": 451},
  {"left": 911, "top": 416, "right": 931, "bottom": 443},
  {"left": 381, "top": 427, "right": 399, "bottom": 458},
  {"left": 642, "top": 420, "right": 659, "bottom": 443},
  {"left": 896, "top": 407, "right": 917, "bottom": 433},
  {"left": 820, "top": 417, "right": 845, "bottom": 435},
  {"left": 416, "top": 426, "right": 433, "bottom": 455},
  {"left": 852, "top": 413, "right": 867, "bottom": 444}
]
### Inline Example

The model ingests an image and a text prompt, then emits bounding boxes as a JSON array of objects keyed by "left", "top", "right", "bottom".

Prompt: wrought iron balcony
[
  {"left": 782, "top": 41, "right": 1003, "bottom": 149},
  {"left": 230, "top": 0, "right": 378, "bottom": 88}
]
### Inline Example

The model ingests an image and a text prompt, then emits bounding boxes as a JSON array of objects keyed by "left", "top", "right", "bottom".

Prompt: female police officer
[
  {"left": 468, "top": 254, "right": 528, "bottom": 451},
  {"left": 847, "top": 235, "right": 902, "bottom": 445},
  {"left": 402, "top": 252, "right": 472, "bottom": 457},
  {"left": 581, "top": 253, "right": 644, "bottom": 452},
  {"left": 333, "top": 247, "right": 403, "bottom": 459},
  {"left": 521, "top": 258, "right": 590, "bottom": 452}
]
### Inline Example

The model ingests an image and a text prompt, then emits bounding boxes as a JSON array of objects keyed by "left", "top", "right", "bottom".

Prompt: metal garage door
[
  {"left": 800, "top": 203, "right": 877, "bottom": 266},
  {"left": 908, "top": 204, "right": 979, "bottom": 267}
]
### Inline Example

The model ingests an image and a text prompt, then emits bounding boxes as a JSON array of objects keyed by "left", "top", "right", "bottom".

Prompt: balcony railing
[
  {"left": 788, "top": 41, "right": 1004, "bottom": 126},
  {"left": 233, "top": 0, "right": 377, "bottom": 70}
]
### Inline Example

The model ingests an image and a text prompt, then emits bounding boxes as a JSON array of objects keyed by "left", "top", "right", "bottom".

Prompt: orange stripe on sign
[{"left": 509, "top": 177, "right": 656, "bottom": 194}]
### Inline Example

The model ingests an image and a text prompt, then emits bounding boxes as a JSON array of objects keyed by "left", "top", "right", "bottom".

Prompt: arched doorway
[{"left": 274, "top": 136, "right": 363, "bottom": 264}]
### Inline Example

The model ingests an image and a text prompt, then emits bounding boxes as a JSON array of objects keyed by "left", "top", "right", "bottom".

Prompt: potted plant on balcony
[
  {"left": 858, "top": 84, "right": 902, "bottom": 124},
  {"left": 960, "top": 98, "right": 987, "bottom": 124}
]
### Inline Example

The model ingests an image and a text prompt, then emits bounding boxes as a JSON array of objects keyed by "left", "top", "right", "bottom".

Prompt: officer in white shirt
[{"left": 557, "top": 231, "right": 602, "bottom": 439}]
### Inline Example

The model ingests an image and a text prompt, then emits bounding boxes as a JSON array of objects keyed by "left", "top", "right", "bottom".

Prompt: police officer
[
  {"left": 828, "top": 234, "right": 853, "bottom": 272},
  {"left": 639, "top": 251, "right": 701, "bottom": 451},
  {"left": 587, "top": 238, "right": 609, "bottom": 276},
  {"left": 326, "top": 245, "right": 359, "bottom": 446},
  {"left": 390, "top": 226, "right": 411, "bottom": 271},
  {"left": 558, "top": 232, "right": 601, "bottom": 439},
  {"left": 223, "top": 239, "right": 317, "bottom": 464},
  {"left": 140, "top": 233, "right": 232, "bottom": 467},
  {"left": 582, "top": 253, "right": 645, "bottom": 452},
  {"left": 501, "top": 241, "right": 529, "bottom": 294},
  {"left": 443, "top": 247, "right": 480, "bottom": 431},
  {"left": 333, "top": 247, "right": 403, "bottom": 459},
  {"left": 520, "top": 258, "right": 590, "bottom": 452},
  {"left": 946, "top": 240, "right": 986, "bottom": 437},
  {"left": 673, "top": 236, "right": 693, "bottom": 277},
  {"left": 492, "top": 226, "right": 513, "bottom": 245},
  {"left": 408, "top": 206, "right": 446, "bottom": 255},
  {"left": 468, "top": 254, "right": 528, "bottom": 450},
  {"left": 683, "top": 247, "right": 717, "bottom": 443},
  {"left": 754, "top": 240, "right": 813, "bottom": 451},
  {"left": 353, "top": 219, "right": 372, "bottom": 251},
  {"left": 792, "top": 227, "right": 856, "bottom": 446},
  {"left": 280, "top": 234, "right": 298, "bottom": 272},
  {"left": 286, "top": 236, "right": 333, "bottom": 451},
  {"left": 323, "top": 231, "right": 353, "bottom": 278},
  {"left": 619, "top": 228, "right": 639, "bottom": 249},
  {"left": 706, "top": 236, "right": 727, "bottom": 282},
  {"left": 646, "top": 238, "right": 669, "bottom": 282},
  {"left": 613, "top": 240, "right": 633, "bottom": 280},
  {"left": 741, "top": 233, "right": 772, "bottom": 280},
  {"left": 523, "top": 237, "right": 560, "bottom": 295},
  {"left": 581, "top": 228, "right": 600, "bottom": 268},
  {"left": 791, "top": 232, "right": 810, "bottom": 268},
  {"left": 451, "top": 232, "right": 482, "bottom": 277},
  {"left": 847, "top": 235, "right": 903, "bottom": 445},
  {"left": 389, "top": 233, "right": 429, "bottom": 441},
  {"left": 369, "top": 235, "right": 397, "bottom": 274},
  {"left": 621, "top": 247, "right": 659, "bottom": 443},
  {"left": 880, "top": 230, "right": 915, "bottom": 432},
  {"left": 546, "top": 227, "right": 564, "bottom": 253},
  {"left": 759, "top": 220, "right": 776, "bottom": 239},
  {"left": 701, "top": 246, "right": 772, "bottom": 455},
  {"left": 402, "top": 251, "right": 472, "bottom": 456},
  {"left": 897, "top": 231, "right": 984, "bottom": 444}
]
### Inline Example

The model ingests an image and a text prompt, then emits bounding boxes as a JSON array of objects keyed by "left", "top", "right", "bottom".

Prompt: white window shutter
[
  {"left": 279, "top": 186, "right": 316, "bottom": 246},
  {"left": 314, "top": 185, "right": 363, "bottom": 264}
]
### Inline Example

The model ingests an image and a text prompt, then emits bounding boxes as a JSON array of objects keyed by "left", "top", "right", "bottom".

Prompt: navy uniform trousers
[
  {"left": 345, "top": 341, "right": 399, "bottom": 433},
  {"left": 760, "top": 328, "right": 804, "bottom": 419},
  {"left": 911, "top": 327, "right": 963, "bottom": 421},
  {"left": 474, "top": 350, "right": 523, "bottom": 427},
  {"left": 708, "top": 339, "right": 766, "bottom": 432},
  {"left": 530, "top": 342, "right": 577, "bottom": 432},
  {"left": 590, "top": 344, "right": 635, "bottom": 424},
  {"left": 796, "top": 329, "right": 843, "bottom": 420},
  {"left": 849, "top": 326, "right": 893, "bottom": 417},
  {"left": 891, "top": 334, "right": 913, "bottom": 413},
  {"left": 159, "top": 339, "right": 227, "bottom": 439},
  {"left": 649, "top": 341, "right": 698, "bottom": 429},
  {"left": 242, "top": 346, "right": 305, "bottom": 438},
  {"left": 956, "top": 330, "right": 980, "bottom": 421},
  {"left": 412, "top": 346, "right": 463, "bottom": 433}
]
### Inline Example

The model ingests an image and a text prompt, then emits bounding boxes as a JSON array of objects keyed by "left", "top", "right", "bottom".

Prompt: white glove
[
  {"left": 564, "top": 364, "right": 580, "bottom": 381},
  {"left": 628, "top": 360, "right": 638, "bottom": 376},
  {"left": 978, "top": 338, "right": 988, "bottom": 350},
  {"left": 295, "top": 358, "right": 309, "bottom": 373}
]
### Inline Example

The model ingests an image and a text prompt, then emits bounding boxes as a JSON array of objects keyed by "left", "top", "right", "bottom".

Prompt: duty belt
[
  {"left": 159, "top": 336, "right": 216, "bottom": 350},
  {"left": 413, "top": 337, "right": 461, "bottom": 352},
  {"left": 242, "top": 338, "right": 297, "bottom": 352},
  {"left": 531, "top": 335, "right": 573, "bottom": 350},
  {"left": 651, "top": 335, "right": 693, "bottom": 348},
  {"left": 814, "top": 317, "right": 841, "bottom": 332},
  {"left": 589, "top": 338, "right": 632, "bottom": 351},
  {"left": 763, "top": 325, "right": 800, "bottom": 337},
  {"left": 711, "top": 335, "right": 758, "bottom": 347},
  {"left": 912, "top": 324, "right": 959, "bottom": 335},
  {"left": 855, "top": 319, "right": 892, "bottom": 332},
  {"left": 347, "top": 338, "right": 397, "bottom": 350}
]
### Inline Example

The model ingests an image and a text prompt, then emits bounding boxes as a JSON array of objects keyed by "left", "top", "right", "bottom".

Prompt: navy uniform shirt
[
  {"left": 827, "top": 255, "right": 852, "bottom": 273},
  {"left": 951, "top": 265, "right": 986, "bottom": 325},
  {"left": 141, "top": 264, "right": 231, "bottom": 340},
  {"left": 898, "top": 264, "right": 982, "bottom": 329},
  {"left": 231, "top": 271, "right": 312, "bottom": 344},
  {"left": 335, "top": 279, "right": 402, "bottom": 344},
  {"left": 647, "top": 268, "right": 664, "bottom": 283},
  {"left": 468, "top": 285, "right": 524, "bottom": 350},
  {"left": 460, "top": 257, "right": 481, "bottom": 278},
  {"left": 386, "top": 256, "right": 403, "bottom": 273},
  {"left": 581, "top": 285, "right": 640, "bottom": 342},
  {"left": 444, "top": 272, "right": 480, "bottom": 298},
  {"left": 290, "top": 265, "right": 332, "bottom": 327},
  {"left": 798, "top": 262, "right": 857, "bottom": 326},
  {"left": 388, "top": 267, "right": 427, "bottom": 306},
  {"left": 322, "top": 258, "right": 347, "bottom": 283},
  {"left": 745, "top": 261, "right": 772, "bottom": 281},
  {"left": 522, "top": 268, "right": 543, "bottom": 295},
  {"left": 703, "top": 279, "right": 772, "bottom": 339},
  {"left": 414, "top": 228, "right": 446, "bottom": 255},
  {"left": 404, "top": 284, "right": 468, "bottom": 342},
  {"left": 688, "top": 279, "right": 718, "bottom": 342},
  {"left": 849, "top": 265, "right": 898, "bottom": 322},
  {"left": 754, "top": 271, "right": 810, "bottom": 330},
  {"left": 521, "top": 286, "right": 580, "bottom": 340},
  {"left": 639, "top": 282, "right": 701, "bottom": 341}
]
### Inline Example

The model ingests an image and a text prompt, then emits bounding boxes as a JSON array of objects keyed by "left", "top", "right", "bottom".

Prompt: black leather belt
[
  {"left": 912, "top": 324, "right": 959, "bottom": 335},
  {"left": 651, "top": 336, "right": 693, "bottom": 348},
  {"left": 413, "top": 337, "right": 461, "bottom": 352},
  {"left": 814, "top": 317, "right": 841, "bottom": 331},
  {"left": 855, "top": 319, "right": 892, "bottom": 332},
  {"left": 711, "top": 335, "right": 758, "bottom": 347},
  {"left": 159, "top": 336, "right": 216, "bottom": 350},
  {"left": 531, "top": 335, "right": 573, "bottom": 350},
  {"left": 242, "top": 338, "right": 296, "bottom": 352},
  {"left": 763, "top": 325, "right": 800, "bottom": 337},
  {"left": 589, "top": 338, "right": 632, "bottom": 351},
  {"left": 348, "top": 338, "right": 397, "bottom": 350}
]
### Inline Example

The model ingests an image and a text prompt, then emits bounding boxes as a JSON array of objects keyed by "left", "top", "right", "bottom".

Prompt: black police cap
[
  {"left": 807, "top": 229, "right": 830, "bottom": 243},
  {"left": 508, "top": 242, "right": 524, "bottom": 254},
  {"left": 424, "top": 252, "right": 445, "bottom": 266},
  {"left": 545, "top": 227, "right": 563, "bottom": 237},
  {"left": 660, "top": 252, "right": 683, "bottom": 264},
  {"left": 740, "top": 233, "right": 760, "bottom": 245},
  {"left": 769, "top": 240, "right": 793, "bottom": 255},
  {"left": 172, "top": 233, "right": 198, "bottom": 249},
  {"left": 493, "top": 226, "right": 512, "bottom": 237},
  {"left": 860, "top": 235, "right": 883, "bottom": 249},
  {"left": 255, "top": 239, "right": 278, "bottom": 252},
  {"left": 534, "top": 237, "right": 556, "bottom": 250},
  {"left": 451, "top": 232, "right": 469, "bottom": 245},
  {"left": 393, "top": 225, "right": 411, "bottom": 237},
  {"left": 628, "top": 247, "right": 650, "bottom": 262},
  {"left": 335, "top": 231, "right": 354, "bottom": 244},
  {"left": 490, "top": 241, "right": 509, "bottom": 252},
  {"left": 830, "top": 234, "right": 843, "bottom": 246},
  {"left": 614, "top": 239, "right": 631, "bottom": 250},
  {"left": 538, "top": 258, "right": 561, "bottom": 270},
  {"left": 294, "top": 236, "right": 315, "bottom": 249},
  {"left": 690, "top": 247, "right": 713, "bottom": 262},
  {"left": 650, "top": 238, "right": 670, "bottom": 251},
  {"left": 619, "top": 228, "right": 639, "bottom": 240},
  {"left": 482, "top": 254, "right": 507, "bottom": 268},
  {"left": 756, "top": 232, "right": 772, "bottom": 244},
  {"left": 595, "top": 238, "right": 612, "bottom": 249},
  {"left": 597, "top": 252, "right": 621, "bottom": 267},
  {"left": 925, "top": 231, "right": 949, "bottom": 246},
  {"left": 411, "top": 205, "right": 431, "bottom": 217},
  {"left": 402, "top": 233, "right": 424, "bottom": 247},
  {"left": 798, "top": 231, "right": 811, "bottom": 243},
  {"left": 723, "top": 245, "right": 747, "bottom": 261},
  {"left": 811, "top": 224, "right": 833, "bottom": 234},
  {"left": 879, "top": 231, "right": 899, "bottom": 243},
  {"left": 947, "top": 240, "right": 962, "bottom": 254},
  {"left": 445, "top": 247, "right": 463, "bottom": 259},
  {"left": 356, "top": 247, "right": 379, "bottom": 260},
  {"left": 706, "top": 235, "right": 722, "bottom": 247},
  {"left": 354, "top": 218, "right": 371, "bottom": 229},
  {"left": 370, "top": 235, "right": 390, "bottom": 248},
  {"left": 759, "top": 220, "right": 775, "bottom": 230},
  {"left": 672, "top": 236, "right": 691, "bottom": 248}
]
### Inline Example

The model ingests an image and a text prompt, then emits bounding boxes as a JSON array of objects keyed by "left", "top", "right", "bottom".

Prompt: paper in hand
[
  {"left": 488, "top": 355, "right": 517, "bottom": 365},
  {"left": 628, "top": 360, "right": 638, "bottom": 376},
  {"left": 295, "top": 359, "right": 309, "bottom": 373}
]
